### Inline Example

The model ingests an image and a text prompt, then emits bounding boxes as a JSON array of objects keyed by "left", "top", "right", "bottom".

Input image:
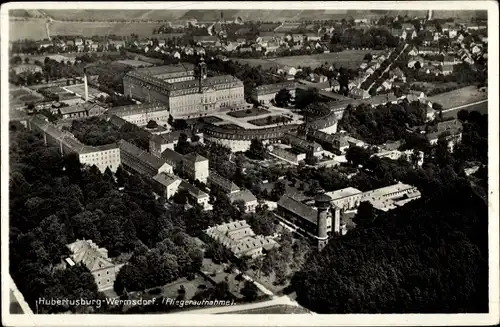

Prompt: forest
[
  {"left": 291, "top": 110, "right": 489, "bottom": 313},
  {"left": 340, "top": 99, "right": 428, "bottom": 145},
  {"left": 9, "top": 123, "right": 203, "bottom": 313}
]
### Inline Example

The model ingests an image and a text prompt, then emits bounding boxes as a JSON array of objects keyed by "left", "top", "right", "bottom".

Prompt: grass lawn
[
  {"left": 268, "top": 50, "right": 384, "bottom": 69},
  {"left": 185, "top": 116, "right": 223, "bottom": 125},
  {"left": 226, "top": 108, "right": 270, "bottom": 118},
  {"left": 140, "top": 274, "right": 212, "bottom": 302},
  {"left": 10, "top": 89, "right": 31, "bottom": 98},
  {"left": 18, "top": 94, "right": 43, "bottom": 102},
  {"left": 428, "top": 85, "right": 488, "bottom": 109},
  {"left": 248, "top": 115, "right": 292, "bottom": 127},
  {"left": 201, "top": 258, "right": 265, "bottom": 300},
  {"left": 219, "top": 123, "right": 245, "bottom": 130}
]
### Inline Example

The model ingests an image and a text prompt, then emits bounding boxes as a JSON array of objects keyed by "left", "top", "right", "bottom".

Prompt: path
[
  {"left": 441, "top": 99, "right": 488, "bottom": 113},
  {"left": 176, "top": 295, "right": 299, "bottom": 314},
  {"left": 212, "top": 105, "right": 303, "bottom": 130},
  {"left": 366, "top": 44, "right": 409, "bottom": 93}
]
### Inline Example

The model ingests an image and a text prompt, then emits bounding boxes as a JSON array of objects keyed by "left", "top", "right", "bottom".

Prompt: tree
[
  {"left": 115, "top": 165, "right": 128, "bottom": 187},
  {"left": 146, "top": 120, "right": 159, "bottom": 129},
  {"left": 457, "top": 109, "right": 469, "bottom": 122},
  {"left": 271, "top": 180, "right": 286, "bottom": 200},
  {"left": 363, "top": 53, "right": 373, "bottom": 61},
  {"left": 353, "top": 201, "right": 376, "bottom": 227},
  {"left": 345, "top": 146, "right": 371, "bottom": 167},
  {"left": 275, "top": 88, "right": 292, "bottom": 107},
  {"left": 240, "top": 281, "right": 259, "bottom": 301},
  {"left": 432, "top": 102, "right": 443, "bottom": 110},
  {"left": 246, "top": 139, "right": 267, "bottom": 160}
]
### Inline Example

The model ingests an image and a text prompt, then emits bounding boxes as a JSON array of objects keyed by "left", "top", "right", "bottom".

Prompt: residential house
[
  {"left": 402, "top": 23, "right": 415, "bottom": 30},
  {"left": 228, "top": 189, "right": 258, "bottom": 213},
  {"left": 350, "top": 87, "right": 370, "bottom": 99},
  {"left": 440, "top": 64, "right": 454, "bottom": 76},
  {"left": 179, "top": 180, "right": 210, "bottom": 210},
  {"left": 74, "top": 38, "right": 83, "bottom": 46},
  {"left": 205, "top": 220, "right": 278, "bottom": 259},
  {"left": 11, "top": 64, "right": 43, "bottom": 75},
  {"left": 408, "top": 46, "right": 419, "bottom": 56},
  {"left": 151, "top": 173, "right": 182, "bottom": 199},
  {"left": 66, "top": 240, "right": 124, "bottom": 292},
  {"left": 193, "top": 35, "right": 218, "bottom": 46},
  {"left": 471, "top": 45, "right": 482, "bottom": 55},
  {"left": 207, "top": 170, "right": 240, "bottom": 194}
]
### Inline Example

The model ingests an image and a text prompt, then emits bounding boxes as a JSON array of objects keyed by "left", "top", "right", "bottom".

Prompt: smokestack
[{"left": 83, "top": 69, "right": 89, "bottom": 102}]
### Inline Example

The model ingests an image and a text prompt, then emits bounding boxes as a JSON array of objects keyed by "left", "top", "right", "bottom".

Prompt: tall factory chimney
[
  {"left": 197, "top": 57, "right": 207, "bottom": 93},
  {"left": 315, "top": 193, "right": 332, "bottom": 252},
  {"left": 83, "top": 67, "right": 89, "bottom": 102},
  {"left": 427, "top": 10, "right": 433, "bottom": 21}
]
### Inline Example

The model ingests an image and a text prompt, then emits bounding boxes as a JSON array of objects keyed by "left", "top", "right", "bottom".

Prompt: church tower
[{"left": 315, "top": 193, "right": 332, "bottom": 252}]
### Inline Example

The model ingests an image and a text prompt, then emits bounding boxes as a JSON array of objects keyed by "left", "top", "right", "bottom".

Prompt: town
[{"left": 8, "top": 8, "right": 489, "bottom": 316}]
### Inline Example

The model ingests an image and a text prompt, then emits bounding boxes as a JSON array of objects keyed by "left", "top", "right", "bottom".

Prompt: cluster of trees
[
  {"left": 292, "top": 165, "right": 488, "bottom": 313},
  {"left": 340, "top": 100, "right": 427, "bottom": 145},
  {"left": 245, "top": 203, "right": 278, "bottom": 236},
  {"left": 114, "top": 231, "right": 203, "bottom": 294},
  {"left": 246, "top": 139, "right": 268, "bottom": 161},
  {"left": 328, "top": 27, "right": 401, "bottom": 50},
  {"left": 95, "top": 63, "right": 133, "bottom": 94},
  {"left": 9, "top": 125, "right": 207, "bottom": 312},
  {"left": 96, "top": 94, "right": 135, "bottom": 107},
  {"left": 69, "top": 116, "right": 151, "bottom": 150}
]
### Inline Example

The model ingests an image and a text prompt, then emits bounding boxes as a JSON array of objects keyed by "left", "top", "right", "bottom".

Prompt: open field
[
  {"left": 63, "top": 84, "right": 106, "bottom": 97},
  {"left": 410, "top": 81, "right": 460, "bottom": 94},
  {"left": 9, "top": 19, "right": 48, "bottom": 41},
  {"left": 268, "top": 50, "right": 384, "bottom": 69},
  {"left": 49, "top": 21, "right": 163, "bottom": 38},
  {"left": 428, "top": 86, "right": 488, "bottom": 109},
  {"left": 11, "top": 9, "right": 484, "bottom": 23},
  {"left": 227, "top": 108, "right": 270, "bottom": 118},
  {"left": 10, "top": 89, "right": 32, "bottom": 98},
  {"left": 443, "top": 101, "right": 488, "bottom": 120},
  {"left": 39, "top": 9, "right": 189, "bottom": 21}
]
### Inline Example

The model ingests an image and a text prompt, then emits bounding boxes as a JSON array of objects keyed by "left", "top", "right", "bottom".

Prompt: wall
[{"left": 79, "top": 148, "right": 121, "bottom": 173}]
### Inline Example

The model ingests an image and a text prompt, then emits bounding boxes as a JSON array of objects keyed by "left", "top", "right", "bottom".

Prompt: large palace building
[{"left": 123, "top": 59, "right": 248, "bottom": 119}]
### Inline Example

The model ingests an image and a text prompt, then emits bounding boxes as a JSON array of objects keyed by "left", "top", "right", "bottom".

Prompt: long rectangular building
[
  {"left": 118, "top": 139, "right": 173, "bottom": 177},
  {"left": 27, "top": 114, "right": 121, "bottom": 173},
  {"left": 123, "top": 60, "right": 248, "bottom": 119}
]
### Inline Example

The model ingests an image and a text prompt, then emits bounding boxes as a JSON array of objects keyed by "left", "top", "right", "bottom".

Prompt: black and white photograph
[{"left": 1, "top": 2, "right": 498, "bottom": 326}]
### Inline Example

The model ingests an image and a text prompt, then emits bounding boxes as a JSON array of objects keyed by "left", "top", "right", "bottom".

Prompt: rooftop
[
  {"left": 67, "top": 239, "right": 114, "bottom": 272},
  {"left": 152, "top": 172, "right": 181, "bottom": 187},
  {"left": 118, "top": 140, "right": 169, "bottom": 170},
  {"left": 135, "top": 63, "right": 196, "bottom": 77},
  {"left": 277, "top": 194, "right": 318, "bottom": 225},
  {"left": 326, "top": 187, "right": 363, "bottom": 200},
  {"left": 208, "top": 170, "right": 241, "bottom": 193},
  {"left": 228, "top": 189, "right": 257, "bottom": 204}
]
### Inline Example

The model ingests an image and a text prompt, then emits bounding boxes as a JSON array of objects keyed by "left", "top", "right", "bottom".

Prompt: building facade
[
  {"left": 205, "top": 220, "right": 278, "bottom": 259},
  {"left": 27, "top": 115, "right": 121, "bottom": 173},
  {"left": 118, "top": 140, "right": 173, "bottom": 177},
  {"left": 107, "top": 103, "right": 171, "bottom": 127},
  {"left": 123, "top": 59, "right": 247, "bottom": 119},
  {"left": 66, "top": 240, "right": 124, "bottom": 292},
  {"left": 250, "top": 81, "right": 297, "bottom": 105}
]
